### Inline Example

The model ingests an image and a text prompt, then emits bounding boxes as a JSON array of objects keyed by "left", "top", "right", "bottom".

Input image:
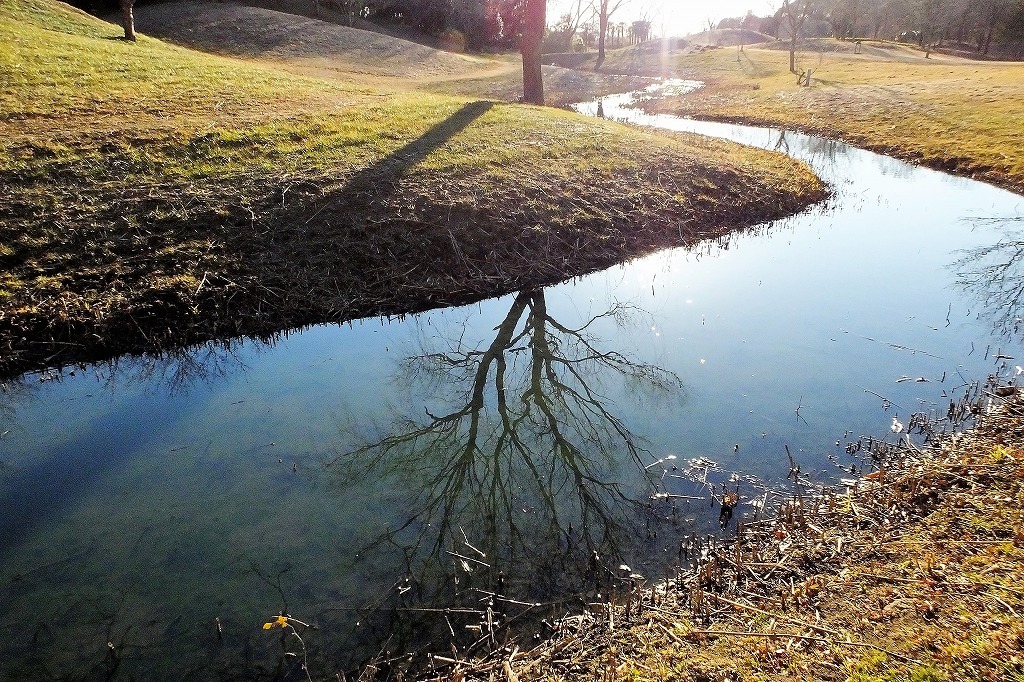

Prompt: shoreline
[
  {"left": 416, "top": 382, "right": 1024, "bottom": 681},
  {"left": 0, "top": 147, "right": 825, "bottom": 379},
  {"left": 651, "top": 108, "right": 1024, "bottom": 198}
]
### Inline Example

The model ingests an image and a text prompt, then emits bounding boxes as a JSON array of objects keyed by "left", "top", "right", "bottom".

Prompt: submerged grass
[
  {"left": 596, "top": 41, "right": 1024, "bottom": 195},
  {"left": 0, "top": 0, "right": 826, "bottom": 377}
]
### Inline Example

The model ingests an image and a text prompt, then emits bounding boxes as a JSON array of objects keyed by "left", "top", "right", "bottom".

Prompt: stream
[{"left": 1, "top": 84, "right": 1022, "bottom": 679}]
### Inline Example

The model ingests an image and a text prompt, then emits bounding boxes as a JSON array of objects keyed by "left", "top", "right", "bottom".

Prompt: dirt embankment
[
  {"left": 0, "top": 126, "right": 826, "bottom": 378},
  {"left": 685, "top": 28, "right": 775, "bottom": 47}
]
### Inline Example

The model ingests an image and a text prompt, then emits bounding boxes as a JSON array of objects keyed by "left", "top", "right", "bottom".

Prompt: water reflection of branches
[
  {"left": 328, "top": 289, "right": 686, "bottom": 656},
  {"left": 94, "top": 341, "right": 255, "bottom": 393},
  {"left": 954, "top": 217, "right": 1024, "bottom": 340},
  {"left": 775, "top": 129, "right": 846, "bottom": 165},
  {"left": 0, "top": 379, "right": 35, "bottom": 445}
]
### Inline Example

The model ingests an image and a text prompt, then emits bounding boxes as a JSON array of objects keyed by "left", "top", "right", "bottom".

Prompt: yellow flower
[{"left": 262, "top": 615, "right": 289, "bottom": 630}]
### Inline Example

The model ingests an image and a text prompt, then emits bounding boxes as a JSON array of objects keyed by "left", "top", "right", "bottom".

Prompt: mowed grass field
[
  {"left": 605, "top": 40, "right": 1024, "bottom": 195},
  {"left": 0, "top": 0, "right": 825, "bottom": 377}
]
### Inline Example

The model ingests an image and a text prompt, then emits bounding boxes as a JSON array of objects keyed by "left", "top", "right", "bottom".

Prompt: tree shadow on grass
[
  {"left": 343, "top": 100, "right": 494, "bottom": 199},
  {"left": 234, "top": 99, "right": 510, "bottom": 320},
  {"left": 0, "top": 101, "right": 508, "bottom": 375}
]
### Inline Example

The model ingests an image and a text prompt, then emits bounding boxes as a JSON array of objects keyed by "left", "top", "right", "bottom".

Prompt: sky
[{"left": 546, "top": 0, "right": 782, "bottom": 38}]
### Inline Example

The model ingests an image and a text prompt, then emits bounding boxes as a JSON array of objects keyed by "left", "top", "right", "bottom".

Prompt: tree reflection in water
[
  {"left": 328, "top": 289, "right": 691, "bottom": 663},
  {"left": 954, "top": 217, "right": 1024, "bottom": 342}
]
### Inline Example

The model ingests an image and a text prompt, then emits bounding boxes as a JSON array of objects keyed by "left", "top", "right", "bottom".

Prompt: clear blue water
[{"left": 1, "top": 88, "right": 1022, "bottom": 678}]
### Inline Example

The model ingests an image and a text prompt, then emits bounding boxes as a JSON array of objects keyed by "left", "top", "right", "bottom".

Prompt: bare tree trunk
[
  {"left": 781, "top": 0, "right": 811, "bottom": 73},
  {"left": 521, "top": 0, "right": 545, "bottom": 105},
  {"left": 120, "top": 0, "right": 136, "bottom": 42},
  {"left": 598, "top": 4, "right": 608, "bottom": 65}
]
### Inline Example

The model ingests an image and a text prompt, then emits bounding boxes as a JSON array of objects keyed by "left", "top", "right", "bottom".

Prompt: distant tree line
[
  {"left": 717, "top": 0, "right": 1024, "bottom": 56},
  {"left": 543, "top": 16, "right": 651, "bottom": 53}
]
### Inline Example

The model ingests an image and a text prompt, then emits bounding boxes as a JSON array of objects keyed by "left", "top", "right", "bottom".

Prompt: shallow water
[{"left": 2, "top": 86, "right": 1023, "bottom": 678}]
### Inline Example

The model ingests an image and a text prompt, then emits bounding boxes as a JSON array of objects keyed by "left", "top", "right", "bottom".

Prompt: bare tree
[
  {"left": 521, "top": 0, "right": 546, "bottom": 104},
  {"left": 977, "top": 0, "right": 1015, "bottom": 53},
  {"left": 865, "top": 0, "right": 914, "bottom": 39},
  {"left": 594, "top": 0, "right": 629, "bottom": 64},
  {"left": 828, "top": 0, "right": 865, "bottom": 37},
  {"left": 780, "top": 0, "right": 815, "bottom": 72},
  {"left": 553, "top": 0, "right": 592, "bottom": 49},
  {"left": 914, "top": 0, "right": 956, "bottom": 53},
  {"left": 119, "top": 0, "right": 136, "bottom": 42},
  {"left": 339, "top": 0, "right": 364, "bottom": 27}
]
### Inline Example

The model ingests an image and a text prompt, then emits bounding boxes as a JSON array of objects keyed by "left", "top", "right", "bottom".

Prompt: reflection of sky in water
[{"left": 2, "top": 90, "right": 1024, "bottom": 677}]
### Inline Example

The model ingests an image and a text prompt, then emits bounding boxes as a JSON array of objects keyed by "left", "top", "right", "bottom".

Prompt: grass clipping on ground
[
  {"left": 425, "top": 387, "right": 1024, "bottom": 682},
  {"left": 0, "top": 0, "right": 825, "bottom": 377}
]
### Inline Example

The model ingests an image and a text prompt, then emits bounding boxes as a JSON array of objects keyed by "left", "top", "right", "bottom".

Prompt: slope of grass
[
  {"left": 129, "top": 1, "right": 491, "bottom": 81},
  {"left": 0, "top": 0, "right": 826, "bottom": 377},
  {"left": 0, "top": 0, "right": 363, "bottom": 125},
  {"left": 601, "top": 41, "right": 1024, "bottom": 195}
]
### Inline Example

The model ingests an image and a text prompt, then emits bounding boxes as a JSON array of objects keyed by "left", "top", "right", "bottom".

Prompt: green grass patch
[{"left": 0, "top": 0, "right": 359, "bottom": 125}]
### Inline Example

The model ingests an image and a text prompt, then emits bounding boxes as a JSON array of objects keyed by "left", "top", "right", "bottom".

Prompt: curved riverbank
[
  {"left": 0, "top": 0, "right": 825, "bottom": 379},
  {"left": 587, "top": 43, "right": 1024, "bottom": 197}
]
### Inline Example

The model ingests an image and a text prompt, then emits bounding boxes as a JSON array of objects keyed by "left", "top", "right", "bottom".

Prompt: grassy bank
[
  {"left": 0, "top": 0, "right": 826, "bottom": 377},
  {"left": 427, "top": 386, "right": 1024, "bottom": 681},
  {"left": 593, "top": 40, "right": 1024, "bottom": 196}
]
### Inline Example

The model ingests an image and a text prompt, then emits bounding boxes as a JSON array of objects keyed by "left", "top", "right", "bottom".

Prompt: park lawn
[
  {"left": 616, "top": 42, "right": 1024, "bottom": 195},
  {"left": 0, "top": 0, "right": 826, "bottom": 377}
]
